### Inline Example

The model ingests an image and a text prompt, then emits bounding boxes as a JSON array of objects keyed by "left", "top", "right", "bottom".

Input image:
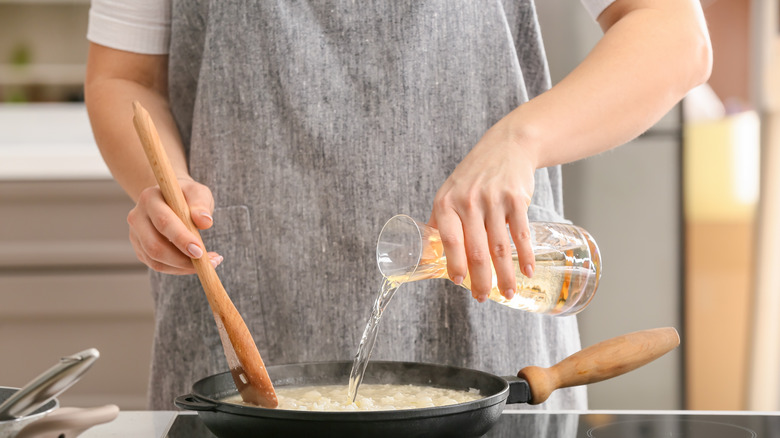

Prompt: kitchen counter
[
  {"left": 79, "top": 410, "right": 780, "bottom": 437},
  {"left": 0, "top": 103, "right": 111, "bottom": 180},
  {"left": 79, "top": 411, "right": 177, "bottom": 438}
]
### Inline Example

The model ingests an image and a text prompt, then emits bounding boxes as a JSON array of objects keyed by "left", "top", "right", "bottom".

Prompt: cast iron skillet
[{"left": 176, "top": 327, "right": 678, "bottom": 438}]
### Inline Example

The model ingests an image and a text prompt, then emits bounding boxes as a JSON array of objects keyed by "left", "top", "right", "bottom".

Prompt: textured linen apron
[{"left": 148, "top": 0, "right": 587, "bottom": 410}]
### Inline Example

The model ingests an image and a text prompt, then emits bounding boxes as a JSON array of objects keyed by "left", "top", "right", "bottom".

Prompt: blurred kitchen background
[{"left": 1, "top": 0, "right": 778, "bottom": 412}]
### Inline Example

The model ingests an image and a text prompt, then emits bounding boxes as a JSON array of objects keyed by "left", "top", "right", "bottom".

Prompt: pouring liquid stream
[{"left": 348, "top": 277, "right": 405, "bottom": 402}]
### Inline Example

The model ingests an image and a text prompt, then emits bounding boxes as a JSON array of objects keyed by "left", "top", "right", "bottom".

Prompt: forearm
[
  {"left": 508, "top": 0, "right": 712, "bottom": 168},
  {"left": 85, "top": 46, "right": 189, "bottom": 202}
]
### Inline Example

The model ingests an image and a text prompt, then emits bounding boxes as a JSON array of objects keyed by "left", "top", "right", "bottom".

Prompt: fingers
[
  {"left": 433, "top": 196, "right": 517, "bottom": 303},
  {"left": 507, "top": 207, "right": 535, "bottom": 280},
  {"left": 462, "top": 213, "right": 494, "bottom": 303},
  {"left": 129, "top": 182, "right": 222, "bottom": 275},
  {"left": 486, "top": 211, "right": 516, "bottom": 301},
  {"left": 432, "top": 208, "right": 469, "bottom": 295},
  {"left": 192, "top": 210, "right": 214, "bottom": 230},
  {"left": 182, "top": 180, "right": 215, "bottom": 230},
  {"left": 129, "top": 232, "right": 197, "bottom": 275},
  {"left": 431, "top": 130, "right": 537, "bottom": 304}
]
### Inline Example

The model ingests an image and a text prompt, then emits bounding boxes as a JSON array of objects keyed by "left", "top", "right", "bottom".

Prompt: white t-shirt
[
  {"left": 87, "top": 0, "right": 616, "bottom": 55},
  {"left": 87, "top": 0, "right": 171, "bottom": 55}
]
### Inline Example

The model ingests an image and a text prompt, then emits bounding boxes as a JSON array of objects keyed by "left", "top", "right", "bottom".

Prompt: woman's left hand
[{"left": 429, "top": 115, "right": 539, "bottom": 304}]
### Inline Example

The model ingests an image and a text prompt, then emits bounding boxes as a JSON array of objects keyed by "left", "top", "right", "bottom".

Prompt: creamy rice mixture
[{"left": 222, "top": 384, "right": 482, "bottom": 411}]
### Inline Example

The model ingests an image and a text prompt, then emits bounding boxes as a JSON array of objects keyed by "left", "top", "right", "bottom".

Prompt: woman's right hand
[
  {"left": 127, "top": 177, "right": 222, "bottom": 275},
  {"left": 85, "top": 44, "right": 222, "bottom": 275}
]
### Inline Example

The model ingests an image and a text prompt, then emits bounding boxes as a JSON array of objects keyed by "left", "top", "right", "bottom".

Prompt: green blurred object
[
  {"left": 7, "top": 88, "right": 28, "bottom": 103},
  {"left": 4, "top": 43, "right": 32, "bottom": 102},
  {"left": 10, "top": 43, "right": 32, "bottom": 67}
]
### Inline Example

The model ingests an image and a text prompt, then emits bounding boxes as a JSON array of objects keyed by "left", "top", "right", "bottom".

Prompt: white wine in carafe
[{"left": 378, "top": 216, "right": 602, "bottom": 316}]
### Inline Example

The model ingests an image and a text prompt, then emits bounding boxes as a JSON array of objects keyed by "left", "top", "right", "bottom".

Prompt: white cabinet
[{"left": 0, "top": 104, "right": 112, "bottom": 179}]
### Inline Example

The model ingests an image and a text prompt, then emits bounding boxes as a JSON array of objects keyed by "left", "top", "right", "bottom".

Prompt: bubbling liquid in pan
[{"left": 223, "top": 383, "right": 482, "bottom": 411}]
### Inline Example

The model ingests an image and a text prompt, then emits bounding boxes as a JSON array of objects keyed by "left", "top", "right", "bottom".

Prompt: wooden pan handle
[
  {"left": 517, "top": 327, "right": 680, "bottom": 405},
  {"left": 131, "top": 101, "right": 278, "bottom": 408}
]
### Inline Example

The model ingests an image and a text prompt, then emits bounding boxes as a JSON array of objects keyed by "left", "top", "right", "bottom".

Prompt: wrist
[{"left": 499, "top": 106, "right": 545, "bottom": 170}]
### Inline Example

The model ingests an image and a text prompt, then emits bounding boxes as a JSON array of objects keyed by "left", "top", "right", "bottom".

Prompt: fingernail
[
  {"left": 187, "top": 243, "right": 204, "bottom": 258},
  {"left": 200, "top": 211, "right": 213, "bottom": 222},
  {"left": 453, "top": 276, "right": 464, "bottom": 285},
  {"left": 210, "top": 255, "right": 223, "bottom": 267},
  {"left": 524, "top": 264, "right": 534, "bottom": 278},
  {"left": 504, "top": 289, "right": 515, "bottom": 300}
]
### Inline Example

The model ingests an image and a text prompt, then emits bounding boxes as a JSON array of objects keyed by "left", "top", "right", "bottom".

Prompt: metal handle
[
  {"left": 503, "top": 376, "right": 532, "bottom": 405},
  {"left": 174, "top": 395, "right": 219, "bottom": 412}
]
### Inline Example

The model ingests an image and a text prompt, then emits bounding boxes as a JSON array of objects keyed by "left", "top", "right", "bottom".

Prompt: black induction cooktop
[{"left": 164, "top": 411, "right": 780, "bottom": 437}]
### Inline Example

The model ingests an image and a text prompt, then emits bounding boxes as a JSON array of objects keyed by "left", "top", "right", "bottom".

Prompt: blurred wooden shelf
[
  {"left": 0, "top": 63, "right": 85, "bottom": 86},
  {"left": 0, "top": 0, "right": 88, "bottom": 4}
]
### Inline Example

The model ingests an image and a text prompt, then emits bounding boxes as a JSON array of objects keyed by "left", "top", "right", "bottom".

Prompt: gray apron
[{"left": 148, "top": 0, "right": 586, "bottom": 410}]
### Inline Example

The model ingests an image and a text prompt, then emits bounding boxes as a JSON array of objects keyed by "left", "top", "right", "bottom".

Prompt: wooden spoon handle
[
  {"left": 131, "top": 101, "right": 278, "bottom": 408},
  {"left": 517, "top": 327, "right": 680, "bottom": 405},
  {"left": 131, "top": 102, "right": 221, "bottom": 307}
]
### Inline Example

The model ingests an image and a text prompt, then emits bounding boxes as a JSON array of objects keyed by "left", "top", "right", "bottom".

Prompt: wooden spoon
[
  {"left": 131, "top": 101, "right": 278, "bottom": 408},
  {"left": 517, "top": 326, "right": 680, "bottom": 404}
]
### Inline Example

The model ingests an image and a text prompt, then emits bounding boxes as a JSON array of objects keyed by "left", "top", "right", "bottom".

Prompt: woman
[{"left": 85, "top": 0, "right": 711, "bottom": 409}]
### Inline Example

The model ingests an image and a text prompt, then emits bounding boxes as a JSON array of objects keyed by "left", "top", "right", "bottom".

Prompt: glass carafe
[{"left": 376, "top": 215, "right": 602, "bottom": 316}]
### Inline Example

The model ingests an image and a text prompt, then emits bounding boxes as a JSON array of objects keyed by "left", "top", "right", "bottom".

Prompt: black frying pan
[{"left": 175, "top": 328, "right": 679, "bottom": 438}]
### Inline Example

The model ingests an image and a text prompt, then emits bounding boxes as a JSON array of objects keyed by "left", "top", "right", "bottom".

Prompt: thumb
[{"left": 181, "top": 179, "right": 215, "bottom": 230}]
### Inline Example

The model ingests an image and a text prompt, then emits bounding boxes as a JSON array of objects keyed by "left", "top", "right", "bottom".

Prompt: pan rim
[{"left": 187, "top": 360, "right": 511, "bottom": 420}]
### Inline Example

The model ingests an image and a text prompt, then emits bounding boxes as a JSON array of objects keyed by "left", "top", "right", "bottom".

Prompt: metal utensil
[
  {"left": 131, "top": 101, "right": 278, "bottom": 408},
  {"left": 0, "top": 349, "right": 99, "bottom": 421},
  {"left": 0, "top": 387, "right": 58, "bottom": 438}
]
